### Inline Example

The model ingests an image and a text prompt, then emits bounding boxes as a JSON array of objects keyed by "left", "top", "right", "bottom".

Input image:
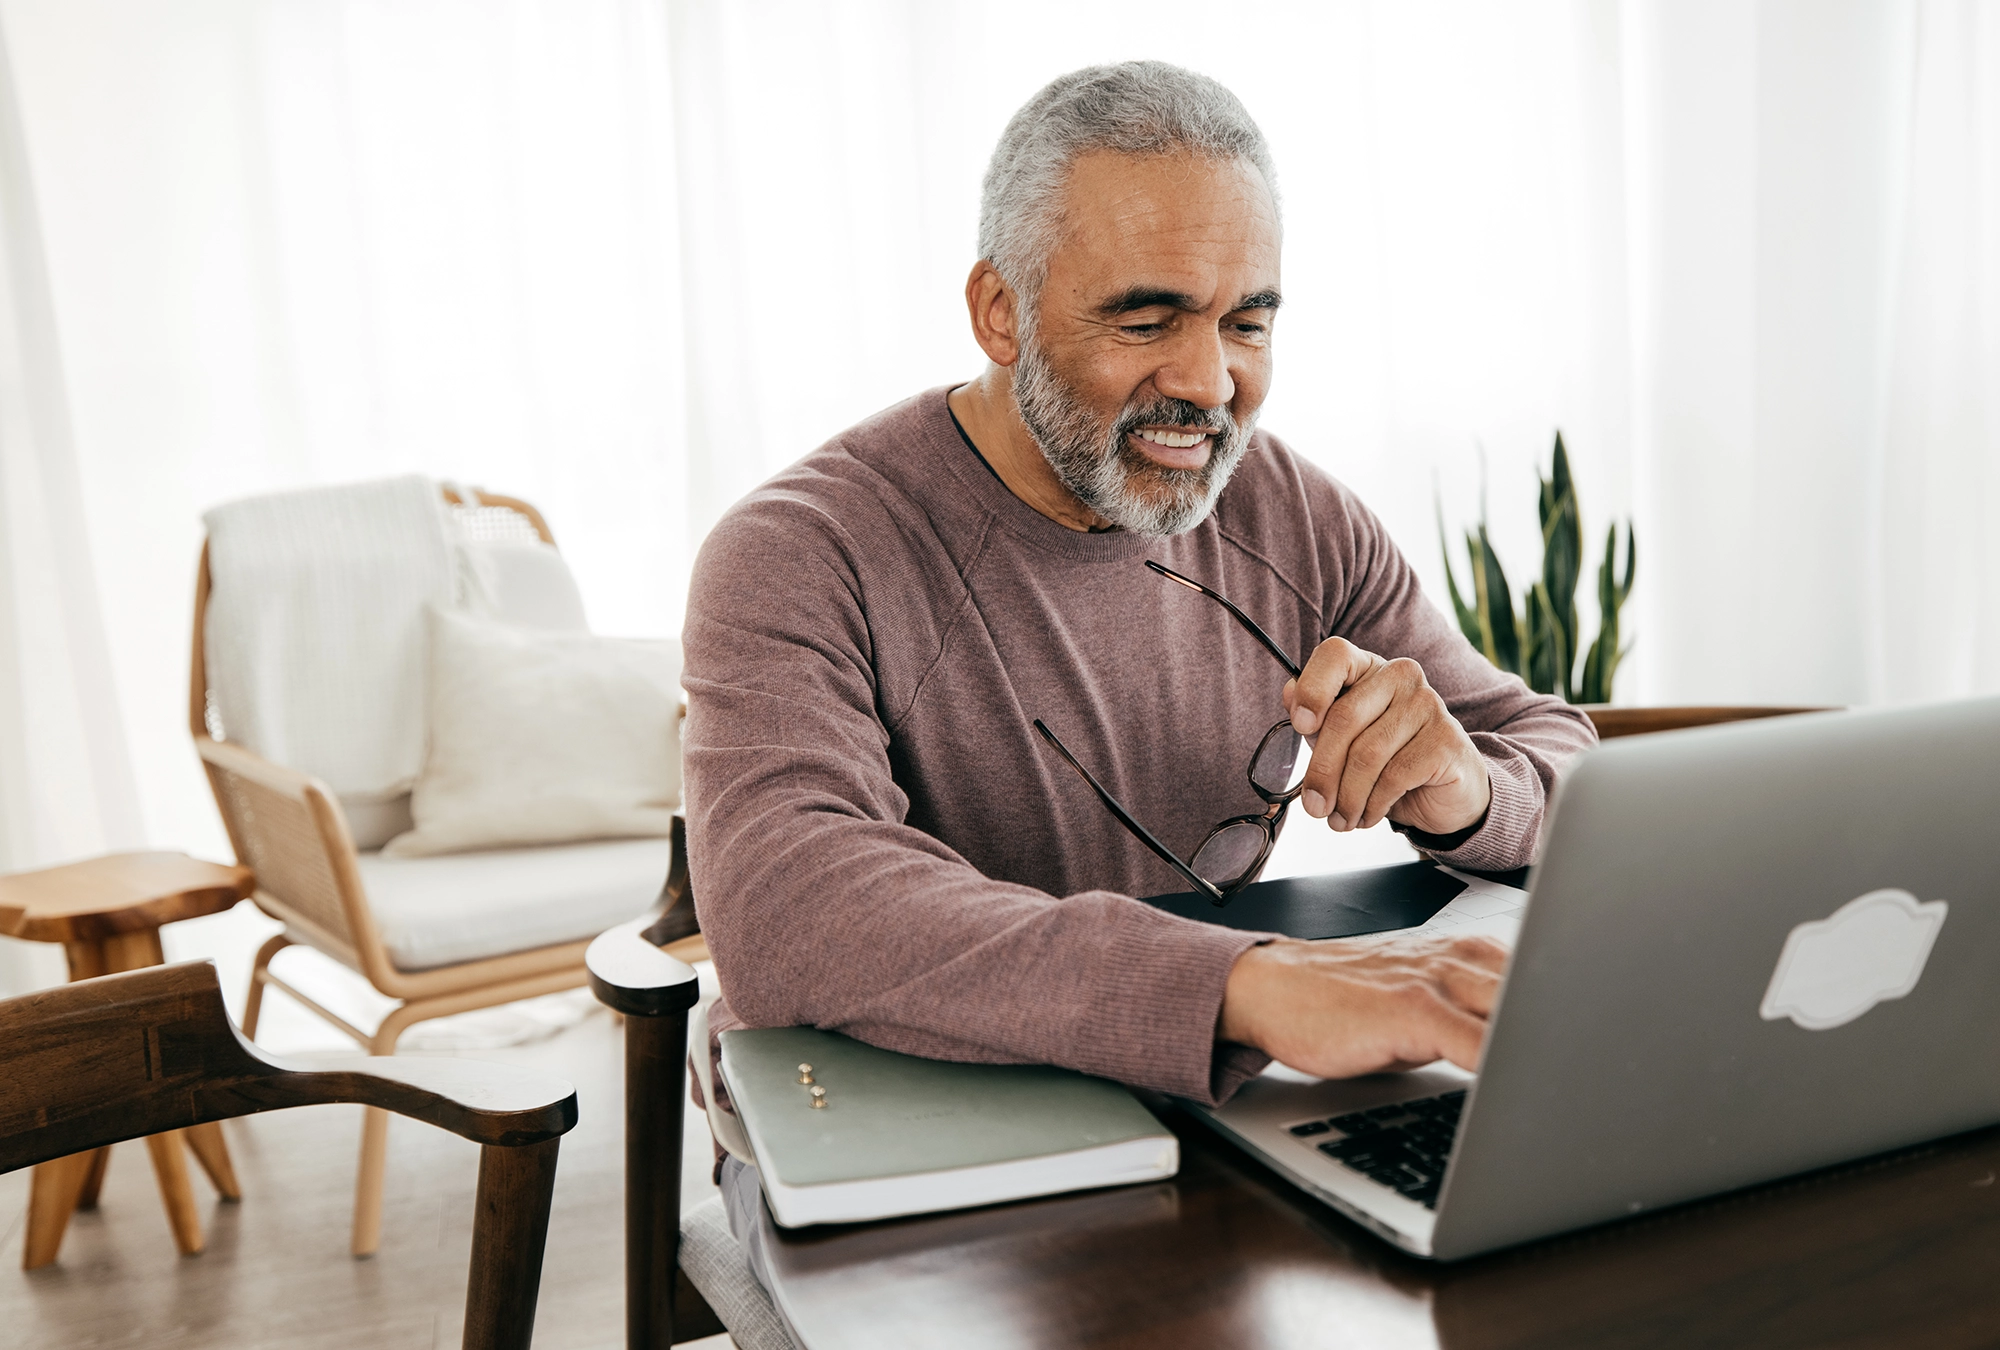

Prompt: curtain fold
[
  {"left": 1870, "top": 0, "right": 2000, "bottom": 701},
  {"left": 0, "top": 4, "right": 142, "bottom": 990}
]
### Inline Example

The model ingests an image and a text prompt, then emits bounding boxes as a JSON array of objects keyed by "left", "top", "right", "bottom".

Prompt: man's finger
[
  {"left": 1287, "top": 637, "right": 1382, "bottom": 735},
  {"left": 1297, "top": 669, "right": 1399, "bottom": 819},
  {"left": 1356, "top": 725, "right": 1450, "bottom": 829},
  {"left": 1421, "top": 999, "right": 1490, "bottom": 1073},
  {"left": 1335, "top": 707, "right": 1429, "bottom": 830},
  {"left": 1437, "top": 957, "right": 1503, "bottom": 1017}
]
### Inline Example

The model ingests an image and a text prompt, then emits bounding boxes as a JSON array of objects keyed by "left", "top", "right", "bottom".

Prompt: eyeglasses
[{"left": 1034, "top": 560, "right": 1307, "bottom": 907}]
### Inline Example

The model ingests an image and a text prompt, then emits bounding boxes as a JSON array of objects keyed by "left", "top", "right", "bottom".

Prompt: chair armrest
[
  {"left": 587, "top": 910, "right": 700, "bottom": 1019},
  {"left": 238, "top": 1052, "right": 577, "bottom": 1148},
  {"left": 587, "top": 812, "right": 701, "bottom": 1018},
  {"left": 0, "top": 961, "right": 575, "bottom": 1173},
  {"left": 193, "top": 733, "right": 396, "bottom": 980}
]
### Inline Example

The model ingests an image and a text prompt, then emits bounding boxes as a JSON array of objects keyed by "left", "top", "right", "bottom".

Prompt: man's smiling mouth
[
  {"left": 1129, "top": 425, "right": 1215, "bottom": 470},
  {"left": 1134, "top": 427, "right": 1209, "bottom": 449}
]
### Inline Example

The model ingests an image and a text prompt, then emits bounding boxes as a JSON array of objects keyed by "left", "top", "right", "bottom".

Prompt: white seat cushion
[{"left": 358, "top": 836, "right": 676, "bottom": 970}]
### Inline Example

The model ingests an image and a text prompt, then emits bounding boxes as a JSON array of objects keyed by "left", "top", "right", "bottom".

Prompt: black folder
[{"left": 1140, "top": 861, "right": 1475, "bottom": 940}]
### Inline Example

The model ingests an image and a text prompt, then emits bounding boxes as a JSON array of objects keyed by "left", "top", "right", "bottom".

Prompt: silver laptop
[{"left": 1195, "top": 697, "right": 2000, "bottom": 1260}]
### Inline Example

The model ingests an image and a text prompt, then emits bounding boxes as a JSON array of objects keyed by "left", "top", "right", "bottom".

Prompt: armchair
[
  {"left": 193, "top": 483, "right": 702, "bottom": 1254},
  {"left": 0, "top": 960, "right": 576, "bottom": 1350}
]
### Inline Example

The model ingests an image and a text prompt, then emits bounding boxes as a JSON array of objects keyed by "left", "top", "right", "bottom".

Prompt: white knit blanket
[{"left": 203, "top": 475, "right": 454, "bottom": 802}]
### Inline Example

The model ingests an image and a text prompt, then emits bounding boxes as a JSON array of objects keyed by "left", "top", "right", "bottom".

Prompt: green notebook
[{"left": 718, "top": 1027, "right": 1179, "bottom": 1228}]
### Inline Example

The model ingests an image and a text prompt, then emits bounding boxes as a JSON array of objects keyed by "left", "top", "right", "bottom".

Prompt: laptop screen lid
[{"left": 1432, "top": 696, "right": 2000, "bottom": 1260}]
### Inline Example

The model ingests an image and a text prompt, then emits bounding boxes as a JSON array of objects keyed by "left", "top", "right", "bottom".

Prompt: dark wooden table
[{"left": 758, "top": 1107, "right": 2000, "bottom": 1349}]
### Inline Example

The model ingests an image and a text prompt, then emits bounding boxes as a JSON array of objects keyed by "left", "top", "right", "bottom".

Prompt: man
[{"left": 684, "top": 63, "right": 1592, "bottom": 1134}]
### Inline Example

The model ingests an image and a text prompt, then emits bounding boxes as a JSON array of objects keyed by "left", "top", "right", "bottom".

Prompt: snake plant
[{"left": 1438, "top": 432, "right": 1635, "bottom": 703}]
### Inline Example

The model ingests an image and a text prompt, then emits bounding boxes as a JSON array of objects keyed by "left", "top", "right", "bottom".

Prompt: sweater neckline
[{"left": 927, "top": 388, "right": 1154, "bottom": 564}]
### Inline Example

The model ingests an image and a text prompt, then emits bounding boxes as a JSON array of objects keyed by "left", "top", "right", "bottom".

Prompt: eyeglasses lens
[
  {"left": 1250, "top": 722, "right": 1307, "bottom": 798},
  {"left": 1191, "top": 820, "right": 1269, "bottom": 888}
]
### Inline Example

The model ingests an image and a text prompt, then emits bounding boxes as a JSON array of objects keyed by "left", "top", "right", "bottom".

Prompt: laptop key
[
  {"left": 1288, "top": 1121, "right": 1331, "bottom": 1137},
  {"left": 1310, "top": 1089, "right": 1466, "bottom": 1208}
]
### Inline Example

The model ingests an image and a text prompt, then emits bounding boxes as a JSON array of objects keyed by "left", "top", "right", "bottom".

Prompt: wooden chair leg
[
  {"left": 462, "top": 1137, "right": 561, "bottom": 1350},
  {"left": 352, "top": 1106, "right": 391, "bottom": 1257},
  {"left": 241, "top": 933, "right": 292, "bottom": 1041},
  {"left": 353, "top": 1005, "right": 419, "bottom": 1257},
  {"left": 185, "top": 1122, "right": 242, "bottom": 1200},
  {"left": 144, "top": 1131, "right": 205, "bottom": 1256},
  {"left": 623, "top": 1009, "right": 691, "bottom": 1350},
  {"left": 22, "top": 1151, "right": 96, "bottom": 1269},
  {"left": 75, "top": 1147, "right": 112, "bottom": 1210}
]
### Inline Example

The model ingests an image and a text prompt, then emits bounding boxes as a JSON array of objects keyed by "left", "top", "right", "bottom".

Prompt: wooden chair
[
  {"left": 0, "top": 960, "right": 576, "bottom": 1350},
  {"left": 190, "top": 485, "right": 706, "bottom": 1256}
]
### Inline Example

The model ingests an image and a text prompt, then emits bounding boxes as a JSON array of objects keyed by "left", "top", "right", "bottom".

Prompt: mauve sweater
[{"left": 682, "top": 388, "right": 1595, "bottom": 1107}]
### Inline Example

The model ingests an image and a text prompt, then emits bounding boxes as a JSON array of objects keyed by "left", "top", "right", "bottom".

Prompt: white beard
[{"left": 1011, "top": 339, "right": 1254, "bottom": 537}]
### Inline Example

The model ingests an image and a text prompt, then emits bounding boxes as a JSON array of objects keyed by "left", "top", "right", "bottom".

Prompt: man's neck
[{"left": 948, "top": 369, "right": 1113, "bottom": 533}]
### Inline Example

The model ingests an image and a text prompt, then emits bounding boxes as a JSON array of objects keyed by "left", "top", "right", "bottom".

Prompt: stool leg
[
  {"left": 75, "top": 1147, "right": 112, "bottom": 1210},
  {"left": 23, "top": 1152, "right": 96, "bottom": 1269},
  {"left": 144, "top": 1132, "right": 204, "bottom": 1256},
  {"left": 185, "top": 1123, "right": 241, "bottom": 1201}
]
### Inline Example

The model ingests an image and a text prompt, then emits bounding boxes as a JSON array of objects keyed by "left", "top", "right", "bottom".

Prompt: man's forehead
[{"left": 1052, "top": 149, "right": 1280, "bottom": 308}]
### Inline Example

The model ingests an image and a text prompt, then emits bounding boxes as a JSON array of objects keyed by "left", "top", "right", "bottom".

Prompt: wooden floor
[{"left": 0, "top": 1004, "right": 733, "bottom": 1350}]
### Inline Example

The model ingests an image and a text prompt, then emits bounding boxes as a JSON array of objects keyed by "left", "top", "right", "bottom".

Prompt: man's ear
[{"left": 964, "top": 260, "right": 1023, "bottom": 368}]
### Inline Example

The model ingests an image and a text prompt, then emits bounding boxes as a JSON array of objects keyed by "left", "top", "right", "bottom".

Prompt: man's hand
[
  {"left": 1283, "top": 638, "right": 1491, "bottom": 836},
  {"left": 1218, "top": 932, "right": 1509, "bottom": 1075}
]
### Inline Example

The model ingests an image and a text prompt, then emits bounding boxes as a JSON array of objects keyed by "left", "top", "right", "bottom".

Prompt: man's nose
[{"left": 1154, "top": 327, "right": 1235, "bottom": 413}]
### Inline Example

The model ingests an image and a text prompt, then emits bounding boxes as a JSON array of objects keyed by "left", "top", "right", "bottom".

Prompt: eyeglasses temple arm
[
  {"left": 1032, "top": 720, "right": 1225, "bottom": 903},
  {"left": 1145, "top": 560, "right": 1304, "bottom": 678}
]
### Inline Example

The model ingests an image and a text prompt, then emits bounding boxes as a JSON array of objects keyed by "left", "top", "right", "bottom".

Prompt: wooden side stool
[{"left": 0, "top": 851, "right": 255, "bottom": 1268}]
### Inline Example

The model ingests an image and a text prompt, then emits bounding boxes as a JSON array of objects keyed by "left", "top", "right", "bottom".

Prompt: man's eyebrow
[
  {"left": 1095, "top": 286, "right": 1284, "bottom": 316},
  {"left": 1097, "top": 287, "right": 1202, "bottom": 316}
]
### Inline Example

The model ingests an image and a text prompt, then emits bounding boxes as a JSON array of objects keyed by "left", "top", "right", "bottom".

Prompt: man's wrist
[
  {"left": 1392, "top": 801, "right": 1491, "bottom": 852},
  {"left": 1218, "top": 939, "right": 1286, "bottom": 1046}
]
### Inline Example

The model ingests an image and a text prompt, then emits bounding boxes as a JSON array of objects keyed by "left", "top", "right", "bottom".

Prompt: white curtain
[
  {"left": 0, "top": 0, "right": 1992, "bottom": 991},
  {"left": 0, "top": 6, "right": 142, "bottom": 990}
]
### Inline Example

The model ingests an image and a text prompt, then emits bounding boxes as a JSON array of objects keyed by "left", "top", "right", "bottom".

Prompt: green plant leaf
[
  {"left": 1435, "top": 495, "right": 1484, "bottom": 649},
  {"left": 1477, "top": 524, "right": 1521, "bottom": 675},
  {"left": 1540, "top": 433, "right": 1582, "bottom": 700}
]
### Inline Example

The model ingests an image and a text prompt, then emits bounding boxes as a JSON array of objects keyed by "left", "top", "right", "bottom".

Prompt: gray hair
[{"left": 978, "top": 61, "right": 1279, "bottom": 324}]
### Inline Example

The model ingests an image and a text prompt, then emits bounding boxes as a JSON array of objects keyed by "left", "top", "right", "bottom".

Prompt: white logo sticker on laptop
[{"left": 1760, "top": 889, "right": 1948, "bottom": 1031}]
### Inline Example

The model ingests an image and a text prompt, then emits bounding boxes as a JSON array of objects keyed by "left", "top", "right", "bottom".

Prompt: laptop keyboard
[{"left": 1286, "top": 1089, "right": 1466, "bottom": 1210}]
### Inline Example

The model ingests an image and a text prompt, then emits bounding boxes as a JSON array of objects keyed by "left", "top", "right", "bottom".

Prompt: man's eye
[
  {"left": 1232, "top": 322, "right": 1268, "bottom": 336},
  {"left": 1120, "top": 323, "right": 1165, "bottom": 336}
]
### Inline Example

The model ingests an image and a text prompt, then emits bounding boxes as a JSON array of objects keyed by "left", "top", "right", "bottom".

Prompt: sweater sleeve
[
  {"left": 1316, "top": 478, "right": 1597, "bottom": 871},
  {"left": 681, "top": 497, "right": 1272, "bottom": 1107}
]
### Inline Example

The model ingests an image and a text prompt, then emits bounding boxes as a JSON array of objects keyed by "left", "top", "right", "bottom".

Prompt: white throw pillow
[{"left": 382, "top": 607, "right": 682, "bottom": 858}]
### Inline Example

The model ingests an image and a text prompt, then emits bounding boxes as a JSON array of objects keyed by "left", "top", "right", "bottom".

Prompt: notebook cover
[{"left": 719, "top": 1026, "right": 1172, "bottom": 1188}]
